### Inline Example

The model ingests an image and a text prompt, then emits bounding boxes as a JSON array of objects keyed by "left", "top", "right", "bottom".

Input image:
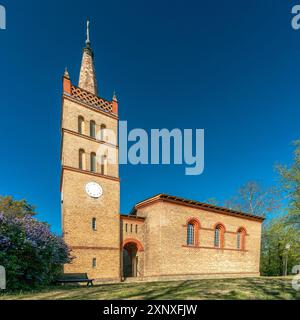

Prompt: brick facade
[
  {"left": 61, "top": 29, "right": 264, "bottom": 283},
  {"left": 123, "top": 197, "right": 262, "bottom": 280}
]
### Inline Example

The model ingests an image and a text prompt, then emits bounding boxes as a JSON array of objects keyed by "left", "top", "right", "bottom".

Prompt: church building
[{"left": 60, "top": 23, "right": 264, "bottom": 282}]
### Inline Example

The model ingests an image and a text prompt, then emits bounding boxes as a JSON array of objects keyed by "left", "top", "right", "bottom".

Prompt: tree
[
  {"left": 278, "top": 140, "right": 300, "bottom": 226},
  {"left": 261, "top": 140, "right": 300, "bottom": 276},
  {"left": 203, "top": 198, "right": 219, "bottom": 206},
  {"left": 0, "top": 196, "right": 36, "bottom": 218},
  {"left": 261, "top": 217, "right": 300, "bottom": 276},
  {"left": 223, "top": 181, "right": 281, "bottom": 218},
  {"left": 0, "top": 213, "right": 71, "bottom": 290}
]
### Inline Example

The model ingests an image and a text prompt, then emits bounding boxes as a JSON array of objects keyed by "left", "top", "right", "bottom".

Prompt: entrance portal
[{"left": 123, "top": 242, "right": 138, "bottom": 278}]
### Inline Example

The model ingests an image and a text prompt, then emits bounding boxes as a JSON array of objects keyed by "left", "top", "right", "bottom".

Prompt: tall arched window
[
  {"left": 90, "top": 152, "right": 97, "bottom": 173},
  {"left": 79, "top": 149, "right": 86, "bottom": 170},
  {"left": 237, "top": 227, "right": 246, "bottom": 250},
  {"left": 100, "top": 154, "right": 108, "bottom": 175},
  {"left": 186, "top": 218, "right": 200, "bottom": 246},
  {"left": 78, "top": 116, "right": 85, "bottom": 135},
  {"left": 187, "top": 223, "right": 195, "bottom": 245},
  {"left": 214, "top": 224, "right": 225, "bottom": 249},
  {"left": 100, "top": 124, "right": 107, "bottom": 141},
  {"left": 90, "top": 120, "right": 96, "bottom": 138}
]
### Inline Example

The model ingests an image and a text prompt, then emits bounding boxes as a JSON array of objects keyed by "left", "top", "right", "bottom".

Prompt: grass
[{"left": 0, "top": 277, "right": 299, "bottom": 300}]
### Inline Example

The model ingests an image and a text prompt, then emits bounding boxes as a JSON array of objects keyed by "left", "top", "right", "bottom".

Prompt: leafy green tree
[
  {"left": 261, "top": 141, "right": 300, "bottom": 276},
  {"left": 278, "top": 140, "right": 300, "bottom": 226},
  {"left": 261, "top": 217, "right": 300, "bottom": 276},
  {"left": 0, "top": 195, "right": 36, "bottom": 218}
]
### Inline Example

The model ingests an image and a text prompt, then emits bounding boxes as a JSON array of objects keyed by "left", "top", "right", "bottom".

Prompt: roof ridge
[{"left": 131, "top": 193, "right": 265, "bottom": 221}]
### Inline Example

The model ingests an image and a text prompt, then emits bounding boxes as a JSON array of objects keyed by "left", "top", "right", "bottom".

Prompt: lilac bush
[{"left": 0, "top": 213, "right": 72, "bottom": 290}]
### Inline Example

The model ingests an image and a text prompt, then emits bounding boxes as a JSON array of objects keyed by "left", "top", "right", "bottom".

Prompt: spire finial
[
  {"left": 64, "top": 67, "right": 70, "bottom": 79},
  {"left": 112, "top": 91, "right": 118, "bottom": 102},
  {"left": 86, "top": 20, "right": 91, "bottom": 47}
]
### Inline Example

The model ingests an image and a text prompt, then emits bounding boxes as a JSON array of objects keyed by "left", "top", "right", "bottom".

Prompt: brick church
[{"left": 60, "top": 23, "right": 264, "bottom": 282}]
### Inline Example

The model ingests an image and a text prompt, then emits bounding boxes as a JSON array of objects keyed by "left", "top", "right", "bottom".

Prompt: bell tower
[{"left": 60, "top": 21, "right": 120, "bottom": 281}]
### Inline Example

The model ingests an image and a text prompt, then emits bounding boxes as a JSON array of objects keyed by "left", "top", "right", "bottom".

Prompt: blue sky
[{"left": 0, "top": 0, "right": 299, "bottom": 234}]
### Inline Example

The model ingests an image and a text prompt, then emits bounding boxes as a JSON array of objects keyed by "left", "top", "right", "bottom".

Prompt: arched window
[
  {"left": 100, "top": 154, "right": 108, "bottom": 175},
  {"left": 78, "top": 116, "right": 85, "bottom": 135},
  {"left": 237, "top": 227, "right": 246, "bottom": 250},
  {"left": 90, "top": 152, "right": 97, "bottom": 173},
  {"left": 214, "top": 224, "right": 225, "bottom": 248},
  {"left": 186, "top": 218, "right": 200, "bottom": 246},
  {"left": 90, "top": 120, "right": 96, "bottom": 138},
  {"left": 79, "top": 149, "right": 86, "bottom": 170},
  {"left": 100, "top": 124, "right": 107, "bottom": 141},
  {"left": 92, "top": 258, "right": 97, "bottom": 268},
  {"left": 187, "top": 223, "right": 195, "bottom": 245},
  {"left": 92, "top": 218, "right": 97, "bottom": 231}
]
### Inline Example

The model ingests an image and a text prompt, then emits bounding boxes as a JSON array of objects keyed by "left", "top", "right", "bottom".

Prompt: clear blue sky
[{"left": 0, "top": 0, "right": 299, "bottom": 234}]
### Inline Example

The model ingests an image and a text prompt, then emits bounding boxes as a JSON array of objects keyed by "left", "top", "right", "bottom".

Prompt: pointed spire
[
  {"left": 112, "top": 91, "right": 118, "bottom": 102},
  {"left": 63, "top": 67, "right": 71, "bottom": 95},
  {"left": 78, "top": 20, "right": 98, "bottom": 95},
  {"left": 64, "top": 67, "right": 70, "bottom": 79},
  {"left": 112, "top": 91, "right": 119, "bottom": 115}
]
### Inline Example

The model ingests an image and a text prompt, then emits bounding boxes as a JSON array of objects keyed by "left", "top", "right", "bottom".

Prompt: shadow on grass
[{"left": 1, "top": 277, "right": 299, "bottom": 300}]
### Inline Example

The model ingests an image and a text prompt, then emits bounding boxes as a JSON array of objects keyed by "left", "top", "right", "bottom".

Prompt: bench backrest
[{"left": 60, "top": 273, "right": 89, "bottom": 280}]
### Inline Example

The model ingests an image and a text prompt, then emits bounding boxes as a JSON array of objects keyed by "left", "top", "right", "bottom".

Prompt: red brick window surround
[
  {"left": 214, "top": 223, "right": 225, "bottom": 249},
  {"left": 237, "top": 227, "right": 247, "bottom": 250},
  {"left": 186, "top": 218, "right": 200, "bottom": 246}
]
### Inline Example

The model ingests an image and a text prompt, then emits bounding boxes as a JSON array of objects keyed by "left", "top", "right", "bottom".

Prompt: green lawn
[{"left": 0, "top": 277, "right": 299, "bottom": 300}]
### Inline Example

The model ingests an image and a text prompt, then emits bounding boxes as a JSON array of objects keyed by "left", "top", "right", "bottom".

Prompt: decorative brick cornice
[
  {"left": 71, "top": 85, "right": 111, "bottom": 111},
  {"left": 132, "top": 194, "right": 265, "bottom": 222},
  {"left": 60, "top": 166, "right": 120, "bottom": 191},
  {"left": 62, "top": 166, "right": 119, "bottom": 181},
  {"left": 63, "top": 94, "right": 118, "bottom": 120},
  {"left": 121, "top": 215, "right": 145, "bottom": 223},
  {"left": 62, "top": 128, "right": 119, "bottom": 149}
]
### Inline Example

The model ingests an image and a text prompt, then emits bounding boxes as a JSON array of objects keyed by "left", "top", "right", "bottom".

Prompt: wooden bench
[{"left": 56, "top": 273, "right": 94, "bottom": 287}]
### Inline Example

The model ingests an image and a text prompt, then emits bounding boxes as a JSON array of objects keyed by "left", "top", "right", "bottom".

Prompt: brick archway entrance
[{"left": 122, "top": 239, "right": 144, "bottom": 278}]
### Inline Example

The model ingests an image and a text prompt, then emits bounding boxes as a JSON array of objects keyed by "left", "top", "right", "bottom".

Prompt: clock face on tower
[{"left": 85, "top": 182, "right": 103, "bottom": 198}]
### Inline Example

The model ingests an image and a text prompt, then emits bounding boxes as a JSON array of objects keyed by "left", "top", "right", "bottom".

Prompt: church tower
[{"left": 61, "top": 21, "right": 120, "bottom": 281}]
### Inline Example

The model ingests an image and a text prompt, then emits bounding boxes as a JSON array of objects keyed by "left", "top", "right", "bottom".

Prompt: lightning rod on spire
[{"left": 86, "top": 20, "right": 91, "bottom": 47}]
